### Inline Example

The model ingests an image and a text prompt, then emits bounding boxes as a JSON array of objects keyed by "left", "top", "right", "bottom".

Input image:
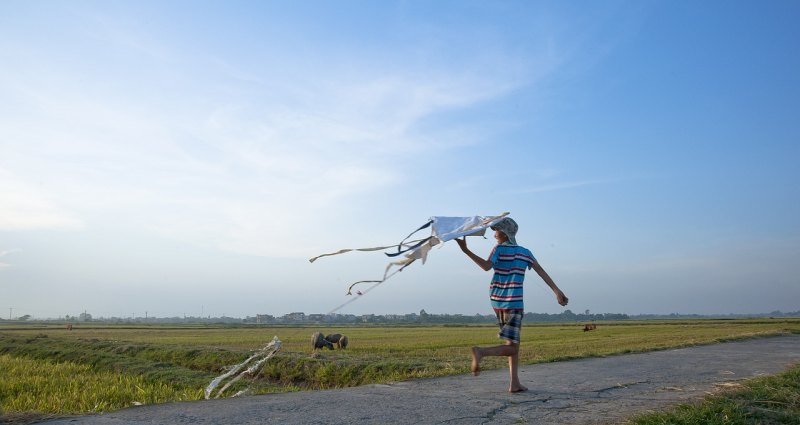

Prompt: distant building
[{"left": 283, "top": 312, "right": 306, "bottom": 322}]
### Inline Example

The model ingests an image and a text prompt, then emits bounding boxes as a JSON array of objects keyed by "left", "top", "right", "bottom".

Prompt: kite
[{"left": 310, "top": 212, "right": 510, "bottom": 312}]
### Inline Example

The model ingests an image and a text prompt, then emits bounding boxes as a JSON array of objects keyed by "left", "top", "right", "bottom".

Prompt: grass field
[{"left": 1, "top": 318, "right": 798, "bottom": 423}]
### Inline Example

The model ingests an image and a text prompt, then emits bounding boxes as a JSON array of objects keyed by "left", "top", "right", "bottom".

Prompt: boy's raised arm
[{"left": 455, "top": 238, "right": 493, "bottom": 271}]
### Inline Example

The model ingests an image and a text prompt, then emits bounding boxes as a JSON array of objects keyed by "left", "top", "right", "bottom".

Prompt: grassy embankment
[
  {"left": 1, "top": 318, "right": 798, "bottom": 423},
  {"left": 628, "top": 363, "right": 800, "bottom": 424}
]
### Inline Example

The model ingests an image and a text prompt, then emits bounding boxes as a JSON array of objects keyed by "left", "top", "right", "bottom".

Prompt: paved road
[{"left": 40, "top": 334, "right": 799, "bottom": 425}]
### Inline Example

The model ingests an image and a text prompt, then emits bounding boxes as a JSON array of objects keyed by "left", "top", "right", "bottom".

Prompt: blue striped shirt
[{"left": 489, "top": 244, "right": 536, "bottom": 311}]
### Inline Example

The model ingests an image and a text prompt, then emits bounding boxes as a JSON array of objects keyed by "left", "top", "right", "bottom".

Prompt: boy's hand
[
  {"left": 556, "top": 290, "right": 569, "bottom": 306},
  {"left": 455, "top": 237, "right": 468, "bottom": 252}
]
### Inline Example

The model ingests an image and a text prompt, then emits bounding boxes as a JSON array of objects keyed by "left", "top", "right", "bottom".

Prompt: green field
[{"left": 1, "top": 318, "right": 799, "bottom": 423}]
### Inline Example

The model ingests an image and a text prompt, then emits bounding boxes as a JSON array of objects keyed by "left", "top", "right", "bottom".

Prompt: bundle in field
[{"left": 205, "top": 336, "right": 282, "bottom": 399}]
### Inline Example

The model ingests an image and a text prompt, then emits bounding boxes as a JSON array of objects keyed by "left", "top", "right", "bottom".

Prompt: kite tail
[
  {"left": 329, "top": 258, "right": 416, "bottom": 314},
  {"left": 309, "top": 238, "right": 429, "bottom": 263},
  {"left": 386, "top": 220, "right": 433, "bottom": 257}
]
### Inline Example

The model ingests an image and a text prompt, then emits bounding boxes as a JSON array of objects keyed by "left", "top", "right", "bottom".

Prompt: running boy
[{"left": 455, "top": 217, "right": 568, "bottom": 392}]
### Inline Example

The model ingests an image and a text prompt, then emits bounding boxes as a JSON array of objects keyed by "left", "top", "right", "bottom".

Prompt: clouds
[
  {"left": 514, "top": 179, "right": 611, "bottom": 194},
  {"left": 4, "top": 2, "right": 797, "bottom": 318},
  {"left": 0, "top": 6, "right": 533, "bottom": 260},
  {"left": 149, "top": 70, "right": 522, "bottom": 257},
  {"left": 0, "top": 169, "right": 83, "bottom": 232},
  {"left": 0, "top": 248, "right": 21, "bottom": 269}
]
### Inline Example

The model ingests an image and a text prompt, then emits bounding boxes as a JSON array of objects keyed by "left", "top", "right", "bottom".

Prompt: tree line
[{"left": 3, "top": 310, "right": 798, "bottom": 325}]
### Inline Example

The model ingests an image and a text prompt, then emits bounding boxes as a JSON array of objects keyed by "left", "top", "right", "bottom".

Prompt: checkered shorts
[{"left": 495, "top": 309, "right": 523, "bottom": 344}]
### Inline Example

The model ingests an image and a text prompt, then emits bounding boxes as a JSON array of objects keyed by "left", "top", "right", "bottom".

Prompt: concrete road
[{"left": 39, "top": 334, "right": 799, "bottom": 425}]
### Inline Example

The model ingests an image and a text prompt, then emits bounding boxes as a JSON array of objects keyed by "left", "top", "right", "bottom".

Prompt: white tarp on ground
[{"left": 205, "top": 336, "right": 282, "bottom": 399}]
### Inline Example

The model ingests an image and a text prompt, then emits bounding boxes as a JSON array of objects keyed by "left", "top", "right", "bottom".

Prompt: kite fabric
[{"left": 310, "top": 212, "right": 510, "bottom": 310}]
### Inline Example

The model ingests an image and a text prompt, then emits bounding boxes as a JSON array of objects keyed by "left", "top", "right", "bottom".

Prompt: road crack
[{"left": 594, "top": 380, "right": 651, "bottom": 394}]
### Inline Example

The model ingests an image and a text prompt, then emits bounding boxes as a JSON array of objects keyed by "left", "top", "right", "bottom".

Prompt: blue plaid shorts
[{"left": 495, "top": 309, "right": 523, "bottom": 344}]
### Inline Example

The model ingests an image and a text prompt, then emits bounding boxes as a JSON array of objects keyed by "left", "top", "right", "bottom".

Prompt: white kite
[{"left": 310, "top": 212, "right": 510, "bottom": 312}]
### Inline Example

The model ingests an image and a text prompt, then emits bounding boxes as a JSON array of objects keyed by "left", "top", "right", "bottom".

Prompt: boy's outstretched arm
[
  {"left": 530, "top": 261, "right": 569, "bottom": 306},
  {"left": 455, "top": 238, "right": 493, "bottom": 271}
]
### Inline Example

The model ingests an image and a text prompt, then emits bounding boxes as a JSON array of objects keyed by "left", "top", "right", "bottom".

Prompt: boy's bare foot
[
  {"left": 470, "top": 347, "right": 481, "bottom": 376},
  {"left": 509, "top": 384, "right": 528, "bottom": 393}
]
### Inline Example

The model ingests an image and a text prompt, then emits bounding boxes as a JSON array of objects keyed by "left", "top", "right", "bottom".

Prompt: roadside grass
[
  {"left": 1, "top": 318, "right": 798, "bottom": 423},
  {"left": 627, "top": 363, "right": 800, "bottom": 425},
  {"left": 0, "top": 354, "right": 203, "bottom": 414},
  {"left": 0, "top": 333, "right": 235, "bottom": 386}
]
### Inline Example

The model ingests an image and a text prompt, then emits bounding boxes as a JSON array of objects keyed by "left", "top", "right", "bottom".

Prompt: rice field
[
  {"left": 0, "top": 354, "right": 202, "bottom": 413},
  {"left": 1, "top": 318, "right": 798, "bottom": 423}
]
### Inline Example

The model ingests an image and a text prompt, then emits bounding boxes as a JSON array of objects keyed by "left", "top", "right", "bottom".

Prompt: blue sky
[{"left": 1, "top": 1, "right": 798, "bottom": 319}]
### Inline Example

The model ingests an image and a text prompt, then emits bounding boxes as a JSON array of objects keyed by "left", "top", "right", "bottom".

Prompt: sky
[{"left": 1, "top": 1, "right": 798, "bottom": 319}]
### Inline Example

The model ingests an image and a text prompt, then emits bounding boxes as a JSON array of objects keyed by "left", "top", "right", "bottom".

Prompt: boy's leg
[
  {"left": 470, "top": 347, "right": 481, "bottom": 375},
  {"left": 471, "top": 343, "right": 518, "bottom": 375},
  {"left": 507, "top": 342, "right": 527, "bottom": 393},
  {"left": 470, "top": 342, "right": 527, "bottom": 392},
  {"left": 472, "top": 310, "right": 526, "bottom": 391},
  {"left": 501, "top": 310, "right": 525, "bottom": 392}
]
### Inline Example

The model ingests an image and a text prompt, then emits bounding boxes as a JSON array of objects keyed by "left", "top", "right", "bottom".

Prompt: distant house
[
  {"left": 283, "top": 312, "right": 306, "bottom": 322},
  {"left": 255, "top": 314, "right": 274, "bottom": 324}
]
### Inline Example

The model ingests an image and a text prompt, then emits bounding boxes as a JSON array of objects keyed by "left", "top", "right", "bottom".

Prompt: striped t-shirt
[{"left": 489, "top": 244, "right": 536, "bottom": 311}]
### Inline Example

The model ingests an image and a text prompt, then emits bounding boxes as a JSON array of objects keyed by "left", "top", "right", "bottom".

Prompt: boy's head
[{"left": 491, "top": 217, "right": 518, "bottom": 245}]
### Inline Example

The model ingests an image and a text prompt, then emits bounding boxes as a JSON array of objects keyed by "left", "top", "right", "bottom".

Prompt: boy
[{"left": 455, "top": 217, "right": 568, "bottom": 393}]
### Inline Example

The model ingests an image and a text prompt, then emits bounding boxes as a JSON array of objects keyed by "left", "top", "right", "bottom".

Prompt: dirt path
[{"left": 38, "top": 334, "right": 799, "bottom": 425}]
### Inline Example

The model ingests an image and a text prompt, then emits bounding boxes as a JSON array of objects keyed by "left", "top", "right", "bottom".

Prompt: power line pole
[{"left": 8, "top": 307, "right": 12, "bottom": 320}]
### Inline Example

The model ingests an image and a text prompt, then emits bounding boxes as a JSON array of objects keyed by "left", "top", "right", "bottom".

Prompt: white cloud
[
  {"left": 0, "top": 169, "right": 83, "bottom": 231},
  {"left": 129, "top": 69, "right": 524, "bottom": 257},
  {"left": 0, "top": 248, "right": 20, "bottom": 269},
  {"left": 0, "top": 12, "right": 540, "bottom": 259},
  {"left": 0, "top": 68, "right": 521, "bottom": 257},
  {"left": 512, "top": 179, "right": 609, "bottom": 194}
]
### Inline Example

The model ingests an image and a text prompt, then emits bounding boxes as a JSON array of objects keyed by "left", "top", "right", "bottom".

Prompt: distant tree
[
  {"left": 18, "top": 314, "right": 31, "bottom": 321},
  {"left": 79, "top": 312, "right": 92, "bottom": 322}
]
